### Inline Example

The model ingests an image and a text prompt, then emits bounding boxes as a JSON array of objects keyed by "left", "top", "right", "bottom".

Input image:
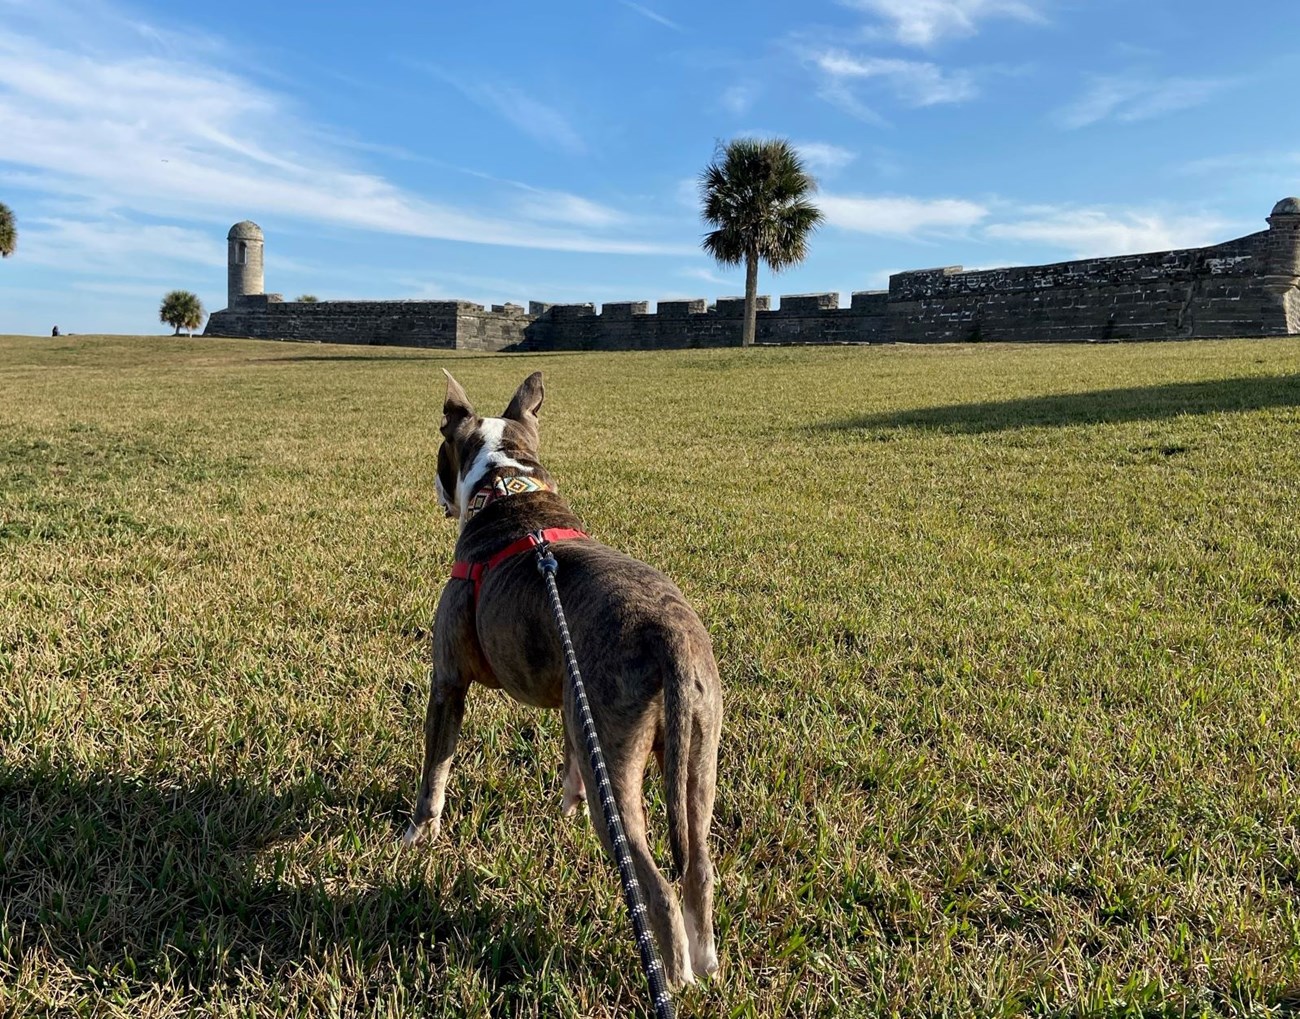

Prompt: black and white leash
[{"left": 532, "top": 531, "right": 676, "bottom": 1019}]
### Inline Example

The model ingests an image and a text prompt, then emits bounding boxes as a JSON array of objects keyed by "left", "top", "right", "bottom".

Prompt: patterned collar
[{"left": 464, "top": 473, "right": 557, "bottom": 522}]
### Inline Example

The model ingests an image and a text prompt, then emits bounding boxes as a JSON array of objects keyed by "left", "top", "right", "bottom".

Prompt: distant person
[{"left": 51, "top": 326, "right": 60, "bottom": 337}]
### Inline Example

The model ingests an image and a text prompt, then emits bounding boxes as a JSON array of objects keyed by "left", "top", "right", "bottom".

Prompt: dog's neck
[{"left": 461, "top": 470, "right": 557, "bottom": 525}]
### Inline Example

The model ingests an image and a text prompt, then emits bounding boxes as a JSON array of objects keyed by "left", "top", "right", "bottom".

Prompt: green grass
[{"left": 2, "top": 333, "right": 1299, "bottom": 1018}]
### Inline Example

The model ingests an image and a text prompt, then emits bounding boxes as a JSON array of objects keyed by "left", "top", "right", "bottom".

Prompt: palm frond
[{"left": 702, "top": 227, "right": 747, "bottom": 266}]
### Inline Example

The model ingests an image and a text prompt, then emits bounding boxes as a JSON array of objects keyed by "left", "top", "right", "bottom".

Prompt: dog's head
[{"left": 435, "top": 370, "right": 546, "bottom": 522}]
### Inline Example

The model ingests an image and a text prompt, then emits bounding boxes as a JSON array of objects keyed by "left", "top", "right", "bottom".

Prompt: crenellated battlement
[
  {"left": 205, "top": 200, "right": 1300, "bottom": 348},
  {"left": 512, "top": 291, "right": 889, "bottom": 350}
]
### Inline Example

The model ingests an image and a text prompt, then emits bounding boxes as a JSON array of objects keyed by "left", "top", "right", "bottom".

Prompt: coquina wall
[
  {"left": 203, "top": 199, "right": 1300, "bottom": 349},
  {"left": 886, "top": 230, "right": 1290, "bottom": 344},
  {"left": 519, "top": 291, "right": 888, "bottom": 350},
  {"left": 205, "top": 296, "right": 532, "bottom": 351}
]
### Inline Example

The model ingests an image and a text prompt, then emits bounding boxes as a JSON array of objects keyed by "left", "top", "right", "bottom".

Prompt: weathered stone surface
[
  {"left": 205, "top": 299, "right": 530, "bottom": 351},
  {"left": 884, "top": 229, "right": 1298, "bottom": 343},
  {"left": 601, "top": 302, "right": 650, "bottom": 319},
  {"left": 549, "top": 303, "right": 597, "bottom": 321},
  {"left": 205, "top": 201, "right": 1300, "bottom": 349},
  {"left": 227, "top": 220, "right": 264, "bottom": 310},
  {"left": 779, "top": 293, "right": 839, "bottom": 314},
  {"left": 851, "top": 291, "right": 887, "bottom": 311},
  {"left": 657, "top": 299, "right": 708, "bottom": 317},
  {"left": 714, "top": 296, "right": 771, "bottom": 317},
  {"left": 519, "top": 295, "right": 888, "bottom": 350}
]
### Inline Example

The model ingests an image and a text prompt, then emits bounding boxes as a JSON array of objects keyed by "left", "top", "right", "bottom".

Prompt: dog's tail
[
  {"left": 662, "top": 662, "right": 692, "bottom": 879},
  {"left": 661, "top": 641, "right": 721, "bottom": 882}
]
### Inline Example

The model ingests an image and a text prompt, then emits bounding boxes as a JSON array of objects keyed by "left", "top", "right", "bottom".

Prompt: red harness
[{"left": 451, "top": 527, "right": 589, "bottom": 604}]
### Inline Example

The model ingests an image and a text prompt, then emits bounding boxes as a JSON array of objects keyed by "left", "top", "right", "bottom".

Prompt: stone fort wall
[
  {"left": 886, "top": 230, "right": 1286, "bottom": 344},
  {"left": 205, "top": 296, "right": 532, "bottom": 351},
  {"left": 203, "top": 200, "right": 1300, "bottom": 349},
  {"left": 519, "top": 291, "right": 888, "bottom": 350}
]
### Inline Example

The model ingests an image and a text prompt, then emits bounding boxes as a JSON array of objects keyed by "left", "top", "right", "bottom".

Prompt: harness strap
[{"left": 451, "top": 527, "right": 589, "bottom": 603}]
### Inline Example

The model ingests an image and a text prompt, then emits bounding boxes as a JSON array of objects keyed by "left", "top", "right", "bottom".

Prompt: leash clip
[{"left": 531, "top": 530, "right": 558, "bottom": 575}]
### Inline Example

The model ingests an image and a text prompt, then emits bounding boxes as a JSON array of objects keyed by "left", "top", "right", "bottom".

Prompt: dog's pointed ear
[
  {"left": 441, "top": 369, "right": 475, "bottom": 435},
  {"left": 503, "top": 371, "right": 545, "bottom": 424}
]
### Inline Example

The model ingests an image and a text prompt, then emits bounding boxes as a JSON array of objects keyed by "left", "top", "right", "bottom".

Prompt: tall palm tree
[
  {"left": 0, "top": 202, "right": 16, "bottom": 258},
  {"left": 159, "top": 290, "right": 205, "bottom": 336},
  {"left": 700, "top": 138, "right": 823, "bottom": 347}
]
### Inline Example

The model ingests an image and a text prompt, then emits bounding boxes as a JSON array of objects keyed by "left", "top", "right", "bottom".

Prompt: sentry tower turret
[
  {"left": 227, "top": 220, "right": 264, "bottom": 307},
  {"left": 1265, "top": 198, "right": 1300, "bottom": 280}
]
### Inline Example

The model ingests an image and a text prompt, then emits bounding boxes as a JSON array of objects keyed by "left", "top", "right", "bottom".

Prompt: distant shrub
[
  {"left": 159, "top": 290, "right": 205, "bottom": 335},
  {"left": 297, "top": 294, "right": 320, "bottom": 303},
  {"left": 0, "top": 201, "right": 15, "bottom": 258}
]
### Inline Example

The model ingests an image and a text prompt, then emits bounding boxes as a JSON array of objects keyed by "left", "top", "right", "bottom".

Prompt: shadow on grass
[
  {"left": 0, "top": 764, "right": 568, "bottom": 999},
  {"left": 818, "top": 373, "right": 1300, "bottom": 435}
]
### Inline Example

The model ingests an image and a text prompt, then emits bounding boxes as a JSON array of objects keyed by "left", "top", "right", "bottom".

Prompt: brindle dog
[{"left": 404, "top": 370, "right": 723, "bottom": 986}]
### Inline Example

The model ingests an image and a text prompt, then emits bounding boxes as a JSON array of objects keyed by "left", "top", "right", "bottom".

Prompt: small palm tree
[
  {"left": 0, "top": 202, "right": 16, "bottom": 259},
  {"left": 700, "top": 138, "right": 823, "bottom": 347},
  {"left": 159, "top": 290, "right": 205, "bottom": 336}
]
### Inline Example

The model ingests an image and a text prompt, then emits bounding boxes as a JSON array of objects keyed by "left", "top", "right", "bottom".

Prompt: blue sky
[{"left": 1, "top": 0, "right": 1298, "bottom": 336}]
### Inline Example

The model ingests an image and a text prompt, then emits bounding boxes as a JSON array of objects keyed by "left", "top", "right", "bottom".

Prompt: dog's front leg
[{"left": 403, "top": 670, "right": 468, "bottom": 845}]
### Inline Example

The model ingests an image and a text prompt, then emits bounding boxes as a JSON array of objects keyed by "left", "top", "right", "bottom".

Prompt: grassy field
[{"left": 1, "top": 333, "right": 1299, "bottom": 1018}]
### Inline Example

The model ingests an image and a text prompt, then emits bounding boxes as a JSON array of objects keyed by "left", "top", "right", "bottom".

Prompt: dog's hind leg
[
  {"left": 579, "top": 714, "right": 693, "bottom": 988},
  {"left": 404, "top": 669, "right": 468, "bottom": 845},
  {"left": 662, "top": 651, "right": 723, "bottom": 980},
  {"left": 560, "top": 736, "right": 587, "bottom": 818},
  {"left": 681, "top": 695, "right": 722, "bottom": 978}
]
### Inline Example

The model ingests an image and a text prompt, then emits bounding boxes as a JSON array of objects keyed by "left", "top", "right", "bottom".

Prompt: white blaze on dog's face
[{"left": 436, "top": 370, "right": 546, "bottom": 526}]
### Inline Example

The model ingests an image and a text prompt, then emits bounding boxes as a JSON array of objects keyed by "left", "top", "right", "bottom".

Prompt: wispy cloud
[
  {"left": 813, "top": 51, "right": 977, "bottom": 105},
  {"left": 839, "top": 0, "right": 1049, "bottom": 48},
  {"left": 815, "top": 80, "right": 887, "bottom": 125},
  {"left": 0, "top": 13, "right": 687, "bottom": 257},
  {"left": 13, "top": 217, "right": 225, "bottom": 275},
  {"left": 396, "top": 270, "right": 693, "bottom": 307},
  {"left": 618, "top": 0, "right": 683, "bottom": 32},
  {"left": 794, "top": 142, "right": 857, "bottom": 174},
  {"left": 720, "top": 82, "right": 758, "bottom": 116},
  {"left": 675, "top": 177, "right": 702, "bottom": 210},
  {"left": 1176, "top": 151, "right": 1300, "bottom": 198},
  {"left": 678, "top": 265, "right": 735, "bottom": 287},
  {"left": 506, "top": 185, "right": 628, "bottom": 229},
  {"left": 1055, "top": 74, "right": 1234, "bottom": 129},
  {"left": 427, "top": 71, "right": 588, "bottom": 154},
  {"left": 821, "top": 194, "right": 989, "bottom": 236},
  {"left": 985, "top": 206, "right": 1231, "bottom": 257},
  {"left": 820, "top": 191, "right": 1236, "bottom": 258},
  {"left": 1180, "top": 150, "right": 1300, "bottom": 176}
]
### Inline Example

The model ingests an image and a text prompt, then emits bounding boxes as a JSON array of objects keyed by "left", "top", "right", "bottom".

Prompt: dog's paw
[
  {"left": 693, "top": 948, "right": 720, "bottom": 979},
  {"left": 665, "top": 957, "right": 695, "bottom": 991},
  {"left": 402, "top": 819, "right": 439, "bottom": 845},
  {"left": 685, "top": 922, "right": 719, "bottom": 979},
  {"left": 561, "top": 794, "right": 587, "bottom": 819}
]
